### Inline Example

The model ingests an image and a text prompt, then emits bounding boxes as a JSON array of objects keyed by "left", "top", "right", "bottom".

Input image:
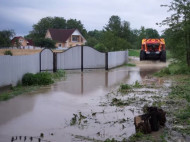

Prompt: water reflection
[
  {"left": 0, "top": 64, "right": 167, "bottom": 142},
  {"left": 50, "top": 67, "right": 130, "bottom": 95}
]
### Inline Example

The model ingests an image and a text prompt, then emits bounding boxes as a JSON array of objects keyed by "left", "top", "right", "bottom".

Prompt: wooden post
[
  {"left": 81, "top": 45, "right": 83, "bottom": 72},
  {"left": 105, "top": 52, "right": 108, "bottom": 70}
]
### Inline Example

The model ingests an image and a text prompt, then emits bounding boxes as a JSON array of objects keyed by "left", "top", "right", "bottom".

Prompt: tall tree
[
  {"left": 29, "top": 17, "right": 66, "bottom": 39},
  {"left": 105, "top": 15, "right": 122, "bottom": 36},
  {"left": 66, "top": 19, "right": 87, "bottom": 38},
  {"left": 145, "top": 28, "right": 160, "bottom": 38},
  {"left": 0, "top": 30, "right": 15, "bottom": 47},
  {"left": 161, "top": 0, "right": 190, "bottom": 66}
]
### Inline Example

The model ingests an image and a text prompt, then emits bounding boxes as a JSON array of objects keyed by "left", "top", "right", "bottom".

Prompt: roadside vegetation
[
  {"left": 154, "top": 60, "right": 190, "bottom": 138},
  {"left": 4, "top": 50, "right": 13, "bottom": 56},
  {"left": 128, "top": 49, "right": 140, "bottom": 57},
  {"left": 0, "top": 70, "right": 65, "bottom": 101}
]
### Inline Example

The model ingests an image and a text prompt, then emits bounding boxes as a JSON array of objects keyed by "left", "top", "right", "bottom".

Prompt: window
[
  {"left": 59, "top": 43, "right": 62, "bottom": 47},
  {"left": 19, "top": 39, "right": 23, "bottom": 43},
  {"left": 72, "top": 36, "right": 79, "bottom": 42}
]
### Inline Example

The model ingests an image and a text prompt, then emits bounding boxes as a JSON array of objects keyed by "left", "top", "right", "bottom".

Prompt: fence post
[
  {"left": 53, "top": 52, "right": 57, "bottom": 72},
  {"left": 39, "top": 50, "right": 42, "bottom": 72},
  {"left": 81, "top": 45, "right": 83, "bottom": 72},
  {"left": 105, "top": 52, "right": 108, "bottom": 70}
]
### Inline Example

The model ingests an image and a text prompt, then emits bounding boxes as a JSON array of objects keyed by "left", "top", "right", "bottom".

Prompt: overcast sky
[{"left": 0, "top": 0, "right": 172, "bottom": 36}]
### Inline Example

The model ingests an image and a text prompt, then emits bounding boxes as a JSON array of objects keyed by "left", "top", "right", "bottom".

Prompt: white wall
[
  {"left": 0, "top": 53, "right": 40, "bottom": 87},
  {"left": 108, "top": 51, "right": 128, "bottom": 69},
  {"left": 57, "top": 46, "right": 81, "bottom": 70},
  {"left": 83, "top": 46, "right": 105, "bottom": 68}
]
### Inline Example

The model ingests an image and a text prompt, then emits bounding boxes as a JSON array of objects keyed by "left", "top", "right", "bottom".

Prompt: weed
[
  {"left": 0, "top": 86, "right": 39, "bottom": 101},
  {"left": 133, "top": 80, "right": 142, "bottom": 88},
  {"left": 125, "top": 63, "right": 136, "bottom": 67},
  {"left": 70, "top": 114, "right": 78, "bottom": 125},
  {"left": 70, "top": 112, "right": 87, "bottom": 126},
  {"left": 104, "top": 138, "right": 117, "bottom": 142},
  {"left": 119, "top": 84, "right": 131, "bottom": 92},
  {"left": 128, "top": 49, "right": 140, "bottom": 57},
  {"left": 128, "top": 132, "right": 144, "bottom": 142},
  {"left": 111, "top": 98, "right": 129, "bottom": 106},
  {"left": 52, "top": 70, "right": 65, "bottom": 79},
  {"left": 4, "top": 50, "right": 13, "bottom": 56}
]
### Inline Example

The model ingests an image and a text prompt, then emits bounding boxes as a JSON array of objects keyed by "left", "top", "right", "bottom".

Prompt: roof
[
  {"left": 11, "top": 36, "right": 24, "bottom": 44},
  {"left": 48, "top": 29, "right": 76, "bottom": 42},
  {"left": 27, "top": 39, "right": 34, "bottom": 46}
]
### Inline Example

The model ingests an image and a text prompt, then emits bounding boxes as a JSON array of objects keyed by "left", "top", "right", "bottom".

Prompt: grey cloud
[{"left": 0, "top": 0, "right": 172, "bottom": 36}]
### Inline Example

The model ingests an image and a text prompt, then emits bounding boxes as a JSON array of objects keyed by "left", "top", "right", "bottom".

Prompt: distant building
[
  {"left": 45, "top": 29, "right": 86, "bottom": 49},
  {"left": 11, "top": 36, "right": 34, "bottom": 47}
]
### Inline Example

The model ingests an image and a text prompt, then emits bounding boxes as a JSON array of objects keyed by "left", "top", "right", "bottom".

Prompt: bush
[
  {"left": 35, "top": 72, "right": 53, "bottom": 85},
  {"left": 4, "top": 50, "right": 13, "bottom": 56},
  {"left": 22, "top": 72, "right": 54, "bottom": 86},
  {"left": 22, "top": 73, "right": 37, "bottom": 86},
  {"left": 52, "top": 70, "right": 65, "bottom": 79}
]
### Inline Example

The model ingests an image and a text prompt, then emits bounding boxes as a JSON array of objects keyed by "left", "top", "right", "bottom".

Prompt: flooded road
[{"left": 0, "top": 60, "right": 168, "bottom": 142}]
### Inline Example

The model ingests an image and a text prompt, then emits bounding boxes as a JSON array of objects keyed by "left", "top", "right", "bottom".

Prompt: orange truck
[{"left": 140, "top": 38, "right": 166, "bottom": 62}]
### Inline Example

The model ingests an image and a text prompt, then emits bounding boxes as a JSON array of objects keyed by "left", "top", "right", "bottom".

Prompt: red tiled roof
[
  {"left": 27, "top": 39, "right": 34, "bottom": 46},
  {"left": 11, "top": 36, "right": 23, "bottom": 44},
  {"left": 48, "top": 29, "right": 76, "bottom": 42}
]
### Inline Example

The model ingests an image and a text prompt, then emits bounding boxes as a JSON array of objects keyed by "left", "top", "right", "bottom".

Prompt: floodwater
[{"left": 0, "top": 59, "right": 168, "bottom": 142}]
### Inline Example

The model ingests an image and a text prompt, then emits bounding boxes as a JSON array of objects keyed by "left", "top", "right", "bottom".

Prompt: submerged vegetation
[{"left": 0, "top": 70, "right": 66, "bottom": 101}]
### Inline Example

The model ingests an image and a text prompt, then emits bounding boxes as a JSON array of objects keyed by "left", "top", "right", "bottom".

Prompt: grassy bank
[
  {"left": 155, "top": 62, "right": 190, "bottom": 137},
  {"left": 0, "top": 70, "right": 66, "bottom": 101},
  {"left": 128, "top": 49, "right": 140, "bottom": 57}
]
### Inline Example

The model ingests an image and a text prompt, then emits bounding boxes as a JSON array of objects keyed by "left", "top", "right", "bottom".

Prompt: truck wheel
[
  {"left": 160, "top": 51, "right": 166, "bottom": 62},
  {"left": 140, "top": 50, "right": 146, "bottom": 61}
]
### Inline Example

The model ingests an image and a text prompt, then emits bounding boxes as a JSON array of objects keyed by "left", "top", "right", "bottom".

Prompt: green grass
[
  {"left": 125, "top": 63, "right": 136, "bottom": 67},
  {"left": 166, "top": 50, "right": 172, "bottom": 60},
  {"left": 0, "top": 85, "right": 40, "bottom": 101},
  {"left": 154, "top": 61, "right": 190, "bottom": 77},
  {"left": 128, "top": 49, "right": 140, "bottom": 57},
  {"left": 0, "top": 70, "right": 66, "bottom": 101}
]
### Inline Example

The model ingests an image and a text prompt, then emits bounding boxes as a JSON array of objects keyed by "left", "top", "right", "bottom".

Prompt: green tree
[
  {"left": 66, "top": 19, "right": 87, "bottom": 38},
  {"left": 100, "top": 31, "right": 131, "bottom": 51},
  {"left": 161, "top": 0, "right": 190, "bottom": 66},
  {"left": 29, "top": 17, "right": 66, "bottom": 39},
  {"left": 0, "top": 30, "right": 15, "bottom": 47},
  {"left": 145, "top": 28, "right": 160, "bottom": 38},
  {"left": 34, "top": 38, "right": 56, "bottom": 49},
  {"left": 105, "top": 15, "right": 122, "bottom": 36}
]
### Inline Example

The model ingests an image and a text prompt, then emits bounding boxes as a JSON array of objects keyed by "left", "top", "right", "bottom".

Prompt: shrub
[
  {"left": 4, "top": 50, "right": 13, "bottom": 56},
  {"left": 120, "top": 84, "right": 131, "bottom": 90},
  {"left": 22, "top": 72, "right": 54, "bottom": 86},
  {"left": 22, "top": 73, "right": 37, "bottom": 86},
  {"left": 35, "top": 72, "right": 54, "bottom": 85},
  {"left": 52, "top": 70, "right": 65, "bottom": 79}
]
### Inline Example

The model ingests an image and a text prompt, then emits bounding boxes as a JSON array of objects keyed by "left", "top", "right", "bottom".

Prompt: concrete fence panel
[
  {"left": 83, "top": 46, "right": 105, "bottom": 69},
  {"left": 0, "top": 53, "right": 40, "bottom": 87},
  {"left": 40, "top": 49, "right": 53, "bottom": 71},
  {"left": 57, "top": 46, "right": 81, "bottom": 70},
  {"left": 108, "top": 50, "right": 128, "bottom": 69}
]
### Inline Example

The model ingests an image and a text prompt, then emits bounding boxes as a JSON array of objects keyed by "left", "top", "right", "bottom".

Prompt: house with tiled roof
[
  {"left": 11, "top": 36, "right": 34, "bottom": 47},
  {"left": 45, "top": 29, "right": 86, "bottom": 49}
]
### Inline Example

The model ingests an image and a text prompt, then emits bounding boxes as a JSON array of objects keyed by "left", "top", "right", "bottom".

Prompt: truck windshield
[{"left": 147, "top": 44, "right": 160, "bottom": 48}]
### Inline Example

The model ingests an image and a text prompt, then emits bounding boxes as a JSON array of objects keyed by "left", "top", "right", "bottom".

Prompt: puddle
[{"left": 0, "top": 60, "right": 169, "bottom": 142}]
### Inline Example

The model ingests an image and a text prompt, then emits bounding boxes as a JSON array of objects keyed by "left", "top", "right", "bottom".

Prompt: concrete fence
[
  {"left": 0, "top": 46, "right": 128, "bottom": 87},
  {"left": 0, "top": 53, "right": 40, "bottom": 87}
]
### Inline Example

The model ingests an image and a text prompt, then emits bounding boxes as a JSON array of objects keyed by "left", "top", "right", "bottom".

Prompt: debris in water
[{"left": 134, "top": 106, "right": 166, "bottom": 134}]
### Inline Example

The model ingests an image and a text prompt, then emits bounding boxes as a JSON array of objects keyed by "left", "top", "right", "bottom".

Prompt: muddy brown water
[{"left": 0, "top": 60, "right": 169, "bottom": 142}]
